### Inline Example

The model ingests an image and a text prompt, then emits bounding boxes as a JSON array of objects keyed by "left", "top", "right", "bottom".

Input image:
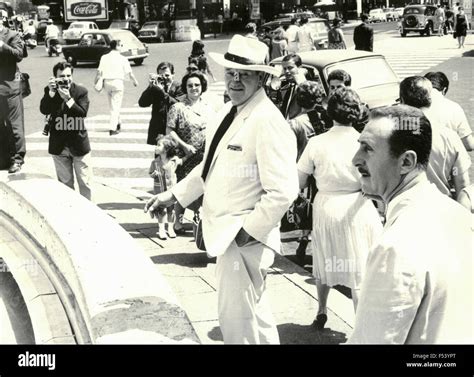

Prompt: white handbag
[{"left": 94, "top": 77, "right": 104, "bottom": 92}]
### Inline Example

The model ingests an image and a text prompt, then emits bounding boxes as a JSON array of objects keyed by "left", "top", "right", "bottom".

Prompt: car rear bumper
[{"left": 126, "top": 53, "right": 149, "bottom": 60}]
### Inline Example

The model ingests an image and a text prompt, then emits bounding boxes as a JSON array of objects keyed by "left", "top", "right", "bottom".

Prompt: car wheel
[
  {"left": 425, "top": 23, "right": 432, "bottom": 36},
  {"left": 66, "top": 55, "right": 77, "bottom": 67},
  {"left": 134, "top": 58, "right": 144, "bottom": 66}
]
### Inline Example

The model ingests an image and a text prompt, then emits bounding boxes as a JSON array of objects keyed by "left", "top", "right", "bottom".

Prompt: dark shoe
[
  {"left": 312, "top": 313, "right": 327, "bottom": 330},
  {"left": 109, "top": 129, "right": 120, "bottom": 136},
  {"left": 173, "top": 225, "right": 186, "bottom": 235},
  {"left": 8, "top": 162, "right": 22, "bottom": 174}
]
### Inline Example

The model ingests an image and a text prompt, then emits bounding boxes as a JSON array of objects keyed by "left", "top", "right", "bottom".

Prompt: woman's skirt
[
  {"left": 328, "top": 42, "right": 346, "bottom": 50},
  {"left": 311, "top": 191, "right": 382, "bottom": 289}
]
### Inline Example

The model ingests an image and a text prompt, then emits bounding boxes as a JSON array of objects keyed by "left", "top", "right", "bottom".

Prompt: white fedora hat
[{"left": 209, "top": 35, "right": 281, "bottom": 76}]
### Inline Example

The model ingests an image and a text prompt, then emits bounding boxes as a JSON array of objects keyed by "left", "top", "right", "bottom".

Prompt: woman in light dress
[
  {"left": 297, "top": 88, "right": 382, "bottom": 330},
  {"left": 270, "top": 27, "right": 288, "bottom": 60}
]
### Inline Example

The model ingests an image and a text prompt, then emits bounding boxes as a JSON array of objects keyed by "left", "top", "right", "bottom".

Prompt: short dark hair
[
  {"left": 53, "top": 61, "right": 73, "bottom": 77},
  {"left": 295, "top": 81, "right": 324, "bottom": 109},
  {"left": 191, "top": 40, "right": 205, "bottom": 56},
  {"left": 370, "top": 105, "right": 432, "bottom": 169},
  {"left": 157, "top": 61, "right": 175, "bottom": 74},
  {"left": 328, "top": 69, "right": 352, "bottom": 86},
  {"left": 399, "top": 76, "right": 432, "bottom": 108},
  {"left": 327, "top": 87, "right": 368, "bottom": 125},
  {"left": 282, "top": 53, "right": 302, "bottom": 67},
  {"left": 155, "top": 134, "right": 179, "bottom": 159},
  {"left": 333, "top": 18, "right": 342, "bottom": 27},
  {"left": 300, "top": 17, "right": 308, "bottom": 25},
  {"left": 424, "top": 71, "right": 449, "bottom": 93},
  {"left": 290, "top": 18, "right": 297, "bottom": 25},
  {"left": 361, "top": 14, "right": 368, "bottom": 21},
  {"left": 245, "top": 22, "right": 257, "bottom": 34},
  {"left": 181, "top": 71, "right": 208, "bottom": 94},
  {"left": 109, "top": 39, "right": 120, "bottom": 50}
]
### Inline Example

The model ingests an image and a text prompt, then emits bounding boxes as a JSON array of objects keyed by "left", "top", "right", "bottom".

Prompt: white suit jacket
[
  {"left": 171, "top": 88, "right": 299, "bottom": 257},
  {"left": 348, "top": 176, "right": 473, "bottom": 344}
]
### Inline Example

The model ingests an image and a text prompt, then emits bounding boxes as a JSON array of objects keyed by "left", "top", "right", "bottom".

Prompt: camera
[
  {"left": 149, "top": 73, "right": 166, "bottom": 86},
  {"left": 55, "top": 78, "right": 70, "bottom": 88}
]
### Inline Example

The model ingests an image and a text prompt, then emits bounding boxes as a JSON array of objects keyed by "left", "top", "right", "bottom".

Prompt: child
[
  {"left": 149, "top": 135, "right": 183, "bottom": 240},
  {"left": 188, "top": 40, "right": 216, "bottom": 82}
]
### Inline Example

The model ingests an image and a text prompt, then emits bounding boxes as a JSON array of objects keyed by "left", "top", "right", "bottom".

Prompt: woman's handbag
[
  {"left": 192, "top": 212, "right": 206, "bottom": 251},
  {"left": 94, "top": 76, "right": 104, "bottom": 92},
  {"left": 20, "top": 73, "right": 31, "bottom": 98}
]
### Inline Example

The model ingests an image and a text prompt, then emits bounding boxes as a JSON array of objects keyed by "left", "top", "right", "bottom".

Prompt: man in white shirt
[
  {"left": 424, "top": 71, "right": 474, "bottom": 151},
  {"left": 296, "top": 17, "right": 314, "bottom": 52},
  {"left": 44, "top": 19, "right": 59, "bottom": 51},
  {"left": 399, "top": 76, "right": 471, "bottom": 201},
  {"left": 350, "top": 104, "right": 472, "bottom": 344},
  {"left": 96, "top": 39, "right": 138, "bottom": 135},
  {"left": 285, "top": 18, "right": 300, "bottom": 54}
]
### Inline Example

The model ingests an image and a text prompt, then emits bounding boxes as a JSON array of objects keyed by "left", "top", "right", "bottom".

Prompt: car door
[
  {"left": 90, "top": 34, "right": 108, "bottom": 61},
  {"left": 75, "top": 33, "right": 94, "bottom": 61}
]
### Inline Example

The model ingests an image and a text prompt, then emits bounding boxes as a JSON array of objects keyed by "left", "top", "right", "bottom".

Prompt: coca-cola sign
[{"left": 71, "top": 2, "right": 101, "bottom": 17}]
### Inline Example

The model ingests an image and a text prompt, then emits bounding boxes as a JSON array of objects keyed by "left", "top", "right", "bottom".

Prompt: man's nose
[{"left": 352, "top": 149, "right": 362, "bottom": 167}]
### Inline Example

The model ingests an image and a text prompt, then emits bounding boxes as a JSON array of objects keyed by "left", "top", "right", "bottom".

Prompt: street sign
[{"left": 64, "top": 0, "right": 108, "bottom": 22}]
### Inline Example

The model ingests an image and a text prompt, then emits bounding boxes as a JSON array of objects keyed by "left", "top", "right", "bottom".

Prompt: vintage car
[
  {"left": 137, "top": 20, "right": 169, "bottom": 42},
  {"left": 108, "top": 19, "right": 140, "bottom": 36},
  {"left": 368, "top": 9, "right": 387, "bottom": 23},
  {"left": 395, "top": 7, "right": 405, "bottom": 19},
  {"left": 383, "top": 8, "right": 398, "bottom": 21},
  {"left": 274, "top": 11, "right": 316, "bottom": 20},
  {"left": 267, "top": 50, "right": 400, "bottom": 110},
  {"left": 63, "top": 21, "right": 99, "bottom": 44},
  {"left": 399, "top": 4, "right": 442, "bottom": 37},
  {"left": 259, "top": 17, "right": 330, "bottom": 50},
  {"left": 62, "top": 29, "right": 149, "bottom": 66}
]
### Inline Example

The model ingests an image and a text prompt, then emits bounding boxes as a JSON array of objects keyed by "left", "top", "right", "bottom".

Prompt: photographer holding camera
[
  {"left": 40, "top": 61, "right": 92, "bottom": 200},
  {"left": 96, "top": 39, "right": 138, "bottom": 136},
  {"left": 138, "top": 61, "right": 183, "bottom": 145}
]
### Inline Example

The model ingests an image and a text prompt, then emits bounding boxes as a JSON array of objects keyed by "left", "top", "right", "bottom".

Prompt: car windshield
[
  {"left": 142, "top": 22, "right": 157, "bottom": 28},
  {"left": 325, "top": 58, "right": 398, "bottom": 89},
  {"left": 404, "top": 7, "right": 422, "bottom": 14},
  {"left": 112, "top": 31, "right": 142, "bottom": 48},
  {"left": 71, "top": 23, "right": 84, "bottom": 28},
  {"left": 309, "top": 21, "right": 329, "bottom": 35}
]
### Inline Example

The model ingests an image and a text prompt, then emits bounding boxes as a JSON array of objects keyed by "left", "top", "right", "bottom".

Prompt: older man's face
[
  {"left": 224, "top": 68, "right": 261, "bottom": 107},
  {"left": 352, "top": 117, "right": 401, "bottom": 200}
]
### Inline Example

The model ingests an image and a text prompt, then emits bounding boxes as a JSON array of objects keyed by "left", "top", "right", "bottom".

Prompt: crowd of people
[{"left": 1, "top": 9, "right": 473, "bottom": 345}]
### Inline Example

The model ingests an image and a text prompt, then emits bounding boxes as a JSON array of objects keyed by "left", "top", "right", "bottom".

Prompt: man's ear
[{"left": 399, "top": 150, "right": 418, "bottom": 174}]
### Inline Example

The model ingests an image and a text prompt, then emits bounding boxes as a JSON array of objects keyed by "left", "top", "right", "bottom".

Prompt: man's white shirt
[{"left": 98, "top": 50, "right": 132, "bottom": 80}]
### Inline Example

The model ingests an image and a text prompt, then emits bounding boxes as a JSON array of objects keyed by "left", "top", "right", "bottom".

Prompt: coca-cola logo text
[{"left": 71, "top": 2, "right": 102, "bottom": 17}]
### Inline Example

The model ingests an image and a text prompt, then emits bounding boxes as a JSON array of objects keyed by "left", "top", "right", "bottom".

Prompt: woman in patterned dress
[
  {"left": 327, "top": 18, "right": 347, "bottom": 50},
  {"left": 167, "top": 71, "right": 216, "bottom": 233}
]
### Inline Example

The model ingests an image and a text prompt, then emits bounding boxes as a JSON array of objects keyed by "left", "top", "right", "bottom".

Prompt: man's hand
[
  {"left": 235, "top": 228, "right": 257, "bottom": 247},
  {"left": 57, "top": 86, "right": 71, "bottom": 102},
  {"left": 47, "top": 77, "right": 57, "bottom": 92},
  {"left": 150, "top": 170, "right": 159, "bottom": 178},
  {"left": 144, "top": 191, "right": 176, "bottom": 218}
]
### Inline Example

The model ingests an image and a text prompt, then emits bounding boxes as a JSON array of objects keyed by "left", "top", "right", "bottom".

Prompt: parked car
[
  {"left": 267, "top": 50, "right": 399, "bottom": 110},
  {"left": 62, "top": 29, "right": 149, "bottom": 67},
  {"left": 395, "top": 7, "right": 405, "bottom": 19},
  {"left": 399, "top": 4, "right": 442, "bottom": 37},
  {"left": 108, "top": 19, "right": 140, "bottom": 36},
  {"left": 63, "top": 21, "right": 99, "bottom": 44},
  {"left": 137, "top": 21, "right": 169, "bottom": 42},
  {"left": 368, "top": 9, "right": 387, "bottom": 23},
  {"left": 259, "top": 17, "right": 330, "bottom": 50},
  {"left": 383, "top": 8, "right": 398, "bottom": 21},
  {"left": 274, "top": 11, "right": 316, "bottom": 20}
]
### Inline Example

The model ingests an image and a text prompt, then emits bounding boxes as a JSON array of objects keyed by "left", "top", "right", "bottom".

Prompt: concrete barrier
[{"left": 0, "top": 173, "right": 199, "bottom": 344}]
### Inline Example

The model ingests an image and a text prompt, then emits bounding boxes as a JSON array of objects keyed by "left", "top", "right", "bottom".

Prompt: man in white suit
[
  {"left": 349, "top": 105, "right": 472, "bottom": 344},
  {"left": 145, "top": 35, "right": 299, "bottom": 344}
]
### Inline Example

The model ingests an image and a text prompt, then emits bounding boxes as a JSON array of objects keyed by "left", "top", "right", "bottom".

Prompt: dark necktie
[
  {"left": 282, "top": 83, "right": 295, "bottom": 119},
  {"left": 201, "top": 105, "right": 237, "bottom": 181}
]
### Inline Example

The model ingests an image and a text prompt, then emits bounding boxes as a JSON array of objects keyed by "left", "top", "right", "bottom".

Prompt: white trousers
[
  {"left": 216, "top": 240, "right": 279, "bottom": 344},
  {"left": 103, "top": 79, "right": 124, "bottom": 130},
  {"left": 52, "top": 147, "right": 92, "bottom": 200}
]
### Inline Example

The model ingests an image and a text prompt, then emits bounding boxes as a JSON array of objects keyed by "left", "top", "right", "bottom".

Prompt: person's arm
[
  {"left": 461, "top": 134, "right": 474, "bottom": 151},
  {"left": 347, "top": 243, "right": 425, "bottom": 344},
  {"left": 369, "top": 28, "right": 374, "bottom": 51},
  {"left": 39, "top": 85, "right": 57, "bottom": 115},
  {"left": 0, "top": 31, "right": 24, "bottom": 62},
  {"left": 297, "top": 139, "right": 315, "bottom": 189},
  {"left": 452, "top": 135, "right": 472, "bottom": 200},
  {"left": 61, "top": 86, "right": 89, "bottom": 118},
  {"left": 128, "top": 71, "right": 139, "bottom": 87},
  {"left": 339, "top": 29, "right": 347, "bottom": 48}
]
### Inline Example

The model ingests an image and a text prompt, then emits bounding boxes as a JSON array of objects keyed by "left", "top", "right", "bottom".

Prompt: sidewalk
[{"left": 18, "top": 159, "right": 355, "bottom": 344}]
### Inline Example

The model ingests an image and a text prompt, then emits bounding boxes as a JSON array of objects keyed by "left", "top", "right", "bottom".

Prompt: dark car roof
[{"left": 271, "top": 50, "right": 384, "bottom": 69}]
